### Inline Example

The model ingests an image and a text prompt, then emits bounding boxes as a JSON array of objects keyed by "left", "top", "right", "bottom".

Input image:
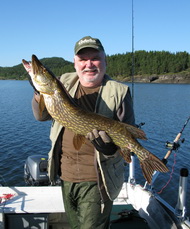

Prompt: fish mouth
[
  {"left": 22, "top": 59, "right": 32, "bottom": 73},
  {"left": 22, "top": 58, "right": 48, "bottom": 87},
  {"left": 22, "top": 59, "right": 30, "bottom": 66},
  {"left": 31, "top": 55, "right": 49, "bottom": 86},
  {"left": 32, "top": 55, "right": 43, "bottom": 75},
  {"left": 32, "top": 54, "right": 42, "bottom": 66}
]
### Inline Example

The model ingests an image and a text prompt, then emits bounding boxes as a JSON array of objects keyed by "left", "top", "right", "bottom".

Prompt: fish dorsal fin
[
  {"left": 73, "top": 134, "right": 86, "bottom": 150},
  {"left": 123, "top": 123, "right": 147, "bottom": 140},
  {"left": 39, "top": 94, "right": 46, "bottom": 118}
]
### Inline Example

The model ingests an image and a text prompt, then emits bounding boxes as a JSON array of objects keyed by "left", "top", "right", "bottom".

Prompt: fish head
[{"left": 22, "top": 55, "right": 57, "bottom": 95}]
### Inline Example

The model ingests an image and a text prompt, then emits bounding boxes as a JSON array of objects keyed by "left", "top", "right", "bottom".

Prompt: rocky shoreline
[{"left": 124, "top": 73, "right": 190, "bottom": 84}]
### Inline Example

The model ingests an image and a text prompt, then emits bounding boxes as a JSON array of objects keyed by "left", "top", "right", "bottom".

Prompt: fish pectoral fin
[
  {"left": 39, "top": 94, "right": 46, "bottom": 118},
  {"left": 73, "top": 134, "right": 86, "bottom": 150},
  {"left": 139, "top": 153, "right": 169, "bottom": 184},
  {"left": 120, "top": 148, "right": 132, "bottom": 163}
]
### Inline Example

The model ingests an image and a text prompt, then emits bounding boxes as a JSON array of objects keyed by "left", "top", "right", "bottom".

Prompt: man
[{"left": 32, "top": 36, "right": 135, "bottom": 229}]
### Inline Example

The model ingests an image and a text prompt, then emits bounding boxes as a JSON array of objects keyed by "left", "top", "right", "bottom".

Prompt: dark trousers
[{"left": 61, "top": 181, "right": 113, "bottom": 229}]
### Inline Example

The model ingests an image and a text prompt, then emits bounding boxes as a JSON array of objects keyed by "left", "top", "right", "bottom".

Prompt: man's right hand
[
  {"left": 34, "top": 92, "right": 41, "bottom": 103},
  {"left": 86, "top": 129, "right": 118, "bottom": 156}
]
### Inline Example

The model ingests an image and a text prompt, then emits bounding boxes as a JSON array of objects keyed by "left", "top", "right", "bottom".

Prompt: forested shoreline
[{"left": 1, "top": 51, "right": 190, "bottom": 83}]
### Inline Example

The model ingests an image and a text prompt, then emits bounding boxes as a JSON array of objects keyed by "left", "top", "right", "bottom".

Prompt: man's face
[{"left": 74, "top": 48, "right": 107, "bottom": 87}]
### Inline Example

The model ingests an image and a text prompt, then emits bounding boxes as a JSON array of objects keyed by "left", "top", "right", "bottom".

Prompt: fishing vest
[{"left": 48, "top": 72, "right": 130, "bottom": 200}]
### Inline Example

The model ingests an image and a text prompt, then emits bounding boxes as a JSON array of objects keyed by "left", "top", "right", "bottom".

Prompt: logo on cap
[{"left": 78, "top": 38, "right": 96, "bottom": 46}]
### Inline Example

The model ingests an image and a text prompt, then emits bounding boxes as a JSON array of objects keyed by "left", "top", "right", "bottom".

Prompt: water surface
[{"left": 0, "top": 80, "right": 189, "bottom": 215}]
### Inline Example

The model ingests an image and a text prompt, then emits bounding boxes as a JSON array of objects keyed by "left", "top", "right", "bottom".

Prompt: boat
[{"left": 0, "top": 143, "right": 189, "bottom": 229}]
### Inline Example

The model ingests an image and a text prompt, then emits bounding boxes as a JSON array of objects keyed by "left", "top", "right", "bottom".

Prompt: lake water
[{"left": 0, "top": 80, "right": 190, "bottom": 215}]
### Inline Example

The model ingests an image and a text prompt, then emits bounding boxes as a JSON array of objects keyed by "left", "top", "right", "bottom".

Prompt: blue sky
[{"left": 1, "top": 0, "right": 190, "bottom": 67}]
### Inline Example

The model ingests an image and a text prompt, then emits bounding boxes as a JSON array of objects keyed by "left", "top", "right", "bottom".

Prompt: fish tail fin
[{"left": 139, "top": 152, "right": 169, "bottom": 184}]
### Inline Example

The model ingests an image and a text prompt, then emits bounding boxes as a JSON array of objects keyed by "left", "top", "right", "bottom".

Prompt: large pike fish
[{"left": 22, "top": 55, "right": 168, "bottom": 184}]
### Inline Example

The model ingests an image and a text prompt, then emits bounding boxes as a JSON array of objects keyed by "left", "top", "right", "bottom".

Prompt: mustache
[{"left": 82, "top": 68, "right": 98, "bottom": 73}]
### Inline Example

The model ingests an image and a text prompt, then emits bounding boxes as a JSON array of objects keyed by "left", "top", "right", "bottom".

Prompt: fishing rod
[
  {"left": 164, "top": 116, "right": 190, "bottom": 161},
  {"left": 131, "top": 0, "right": 135, "bottom": 105},
  {"left": 145, "top": 116, "right": 190, "bottom": 187},
  {"left": 155, "top": 116, "right": 190, "bottom": 194}
]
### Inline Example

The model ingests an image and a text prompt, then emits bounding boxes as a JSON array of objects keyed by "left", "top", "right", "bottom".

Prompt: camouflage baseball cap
[{"left": 74, "top": 36, "right": 105, "bottom": 54}]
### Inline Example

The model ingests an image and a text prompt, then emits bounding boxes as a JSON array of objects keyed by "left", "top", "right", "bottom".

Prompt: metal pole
[
  {"left": 175, "top": 168, "right": 188, "bottom": 219},
  {"left": 128, "top": 152, "right": 136, "bottom": 184}
]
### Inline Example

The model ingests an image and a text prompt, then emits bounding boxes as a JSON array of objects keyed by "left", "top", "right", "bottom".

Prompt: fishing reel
[{"left": 165, "top": 138, "right": 185, "bottom": 150}]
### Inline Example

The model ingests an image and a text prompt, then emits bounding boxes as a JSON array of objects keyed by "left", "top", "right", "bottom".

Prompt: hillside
[
  {"left": 0, "top": 57, "right": 74, "bottom": 80},
  {"left": 1, "top": 51, "right": 190, "bottom": 83}
]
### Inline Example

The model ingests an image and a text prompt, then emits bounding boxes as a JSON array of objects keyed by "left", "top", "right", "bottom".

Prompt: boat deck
[
  {"left": 0, "top": 184, "right": 189, "bottom": 229},
  {"left": 0, "top": 186, "right": 69, "bottom": 229}
]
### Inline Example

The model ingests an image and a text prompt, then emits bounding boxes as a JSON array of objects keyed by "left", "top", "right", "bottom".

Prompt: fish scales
[
  {"left": 46, "top": 92, "right": 114, "bottom": 136},
  {"left": 22, "top": 54, "right": 169, "bottom": 184}
]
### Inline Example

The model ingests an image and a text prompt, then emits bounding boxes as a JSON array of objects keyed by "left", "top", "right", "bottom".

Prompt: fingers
[
  {"left": 92, "top": 129, "right": 99, "bottom": 138},
  {"left": 86, "top": 129, "right": 117, "bottom": 156},
  {"left": 86, "top": 129, "right": 99, "bottom": 141},
  {"left": 99, "top": 131, "right": 111, "bottom": 143},
  {"left": 86, "top": 129, "right": 111, "bottom": 143}
]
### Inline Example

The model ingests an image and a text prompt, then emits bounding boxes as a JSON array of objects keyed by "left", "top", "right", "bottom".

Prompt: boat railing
[{"left": 128, "top": 151, "right": 189, "bottom": 223}]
